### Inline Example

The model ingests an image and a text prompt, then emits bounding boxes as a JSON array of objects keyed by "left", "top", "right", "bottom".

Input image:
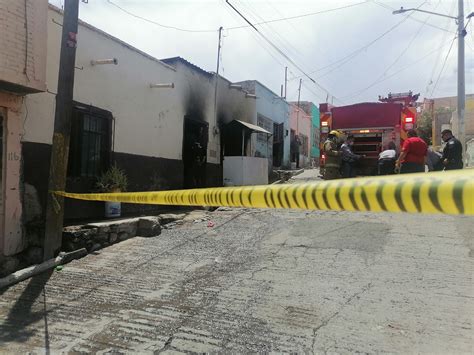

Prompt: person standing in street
[
  {"left": 396, "top": 129, "right": 427, "bottom": 174},
  {"left": 426, "top": 147, "right": 443, "bottom": 172},
  {"left": 340, "top": 135, "right": 364, "bottom": 178},
  {"left": 322, "top": 130, "right": 343, "bottom": 180},
  {"left": 378, "top": 141, "right": 397, "bottom": 175},
  {"left": 291, "top": 135, "right": 301, "bottom": 169},
  {"left": 441, "top": 129, "right": 463, "bottom": 170}
]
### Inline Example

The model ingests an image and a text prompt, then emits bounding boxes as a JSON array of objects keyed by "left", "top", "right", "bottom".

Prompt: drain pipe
[{"left": 0, "top": 248, "right": 87, "bottom": 289}]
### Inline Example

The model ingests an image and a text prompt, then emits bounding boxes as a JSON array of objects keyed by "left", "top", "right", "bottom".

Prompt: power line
[
  {"left": 106, "top": 0, "right": 370, "bottom": 34},
  {"left": 430, "top": 35, "right": 457, "bottom": 97},
  {"left": 290, "top": 1, "right": 428, "bottom": 82},
  {"left": 225, "top": 0, "right": 341, "bottom": 103},
  {"left": 106, "top": 0, "right": 217, "bottom": 33},
  {"left": 226, "top": 0, "right": 371, "bottom": 30},
  {"left": 220, "top": 0, "right": 287, "bottom": 69},
  {"left": 263, "top": 0, "right": 328, "bottom": 61},
  {"left": 236, "top": 0, "right": 316, "bottom": 77},
  {"left": 341, "top": 39, "right": 454, "bottom": 101},
  {"left": 302, "top": 81, "right": 332, "bottom": 104},
  {"left": 372, "top": 0, "right": 456, "bottom": 33},
  {"left": 343, "top": 1, "right": 439, "bottom": 100},
  {"left": 424, "top": 0, "right": 456, "bottom": 97}
]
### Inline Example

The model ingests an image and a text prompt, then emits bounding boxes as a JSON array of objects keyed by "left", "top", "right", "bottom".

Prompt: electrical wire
[
  {"left": 372, "top": 0, "right": 455, "bottom": 33},
  {"left": 430, "top": 35, "right": 457, "bottom": 97},
  {"left": 290, "top": 1, "right": 428, "bottom": 82},
  {"left": 342, "top": 1, "right": 439, "bottom": 101},
  {"left": 106, "top": 0, "right": 217, "bottom": 33},
  {"left": 220, "top": 0, "right": 287, "bottom": 69},
  {"left": 302, "top": 81, "right": 333, "bottom": 104},
  {"left": 341, "top": 39, "right": 454, "bottom": 101},
  {"left": 24, "top": 0, "right": 30, "bottom": 81},
  {"left": 236, "top": 0, "right": 315, "bottom": 77},
  {"left": 225, "top": 0, "right": 341, "bottom": 103},
  {"left": 263, "top": 0, "right": 325, "bottom": 57},
  {"left": 424, "top": 0, "right": 456, "bottom": 97},
  {"left": 226, "top": 1, "right": 371, "bottom": 30},
  {"left": 106, "top": 0, "right": 370, "bottom": 34}
]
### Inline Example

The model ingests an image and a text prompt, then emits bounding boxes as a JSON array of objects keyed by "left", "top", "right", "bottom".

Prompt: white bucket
[{"left": 105, "top": 201, "right": 121, "bottom": 218}]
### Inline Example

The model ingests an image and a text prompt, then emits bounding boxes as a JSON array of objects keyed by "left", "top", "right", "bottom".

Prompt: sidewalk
[{"left": 288, "top": 168, "right": 322, "bottom": 183}]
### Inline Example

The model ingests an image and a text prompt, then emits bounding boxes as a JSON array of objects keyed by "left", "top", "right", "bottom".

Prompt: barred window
[{"left": 68, "top": 104, "right": 112, "bottom": 178}]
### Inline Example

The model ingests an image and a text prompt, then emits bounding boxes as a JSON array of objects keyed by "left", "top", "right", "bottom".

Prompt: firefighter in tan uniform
[{"left": 323, "top": 130, "right": 344, "bottom": 180}]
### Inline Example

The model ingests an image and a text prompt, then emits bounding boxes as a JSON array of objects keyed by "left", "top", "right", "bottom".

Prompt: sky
[{"left": 49, "top": 0, "right": 474, "bottom": 106}]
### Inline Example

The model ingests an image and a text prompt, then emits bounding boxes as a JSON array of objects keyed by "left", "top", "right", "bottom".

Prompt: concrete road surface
[{"left": 1, "top": 174, "right": 472, "bottom": 353}]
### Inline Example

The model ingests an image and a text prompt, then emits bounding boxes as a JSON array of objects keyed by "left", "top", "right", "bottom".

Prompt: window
[
  {"left": 273, "top": 122, "right": 284, "bottom": 143},
  {"left": 68, "top": 104, "right": 112, "bottom": 178}
]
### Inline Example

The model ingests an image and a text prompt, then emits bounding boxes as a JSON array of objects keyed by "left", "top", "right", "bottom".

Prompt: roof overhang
[{"left": 230, "top": 120, "right": 272, "bottom": 135}]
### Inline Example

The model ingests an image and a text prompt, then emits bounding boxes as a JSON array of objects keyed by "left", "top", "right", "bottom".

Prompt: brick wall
[{"left": 0, "top": 0, "right": 47, "bottom": 93}]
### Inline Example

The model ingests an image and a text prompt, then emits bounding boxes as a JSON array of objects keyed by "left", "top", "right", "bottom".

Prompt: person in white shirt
[{"left": 378, "top": 141, "right": 397, "bottom": 175}]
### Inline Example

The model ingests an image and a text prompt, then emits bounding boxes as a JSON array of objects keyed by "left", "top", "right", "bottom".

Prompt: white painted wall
[
  {"left": 223, "top": 156, "right": 268, "bottom": 186},
  {"left": 24, "top": 7, "right": 182, "bottom": 161},
  {"left": 23, "top": 7, "right": 257, "bottom": 166}
]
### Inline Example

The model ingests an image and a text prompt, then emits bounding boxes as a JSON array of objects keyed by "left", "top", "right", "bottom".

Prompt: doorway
[
  {"left": 273, "top": 122, "right": 284, "bottom": 167},
  {"left": 183, "top": 116, "right": 208, "bottom": 188}
]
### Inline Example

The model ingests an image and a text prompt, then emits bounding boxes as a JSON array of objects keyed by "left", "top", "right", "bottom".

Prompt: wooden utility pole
[
  {"left": 296, "top": 78, "right": 302, "bottom": 133},
  {"left": 213, "top": 27, "right": 223, "bottom": 132},
  {"left": 43, "top": 0, "right": 79, "bottom": 260}
]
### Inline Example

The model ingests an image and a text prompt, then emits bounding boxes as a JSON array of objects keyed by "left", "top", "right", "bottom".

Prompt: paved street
[{"left": 1, "top": 171, "right": 473, "bottom": 354}]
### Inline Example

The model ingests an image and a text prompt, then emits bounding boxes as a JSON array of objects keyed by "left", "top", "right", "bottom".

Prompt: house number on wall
[{"left": 7, "top": 152, "right": 20, "bottom": 161}]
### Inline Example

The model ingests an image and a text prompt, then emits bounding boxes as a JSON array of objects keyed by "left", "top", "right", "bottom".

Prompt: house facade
[
  {"left": 299, "top": 101, "right": 320, "bottom": 166},
  {"left": 289, "top": 103, "right": 312, "bottom": 168},
  {"left": 236, "top": 80, "right": 291, "bottom": 170},
  {"left": 23, "top": 6, "right": 182, "bottom": 223},
  {"left": 422, "top": 94, "right": 474, "bottom": 148},
  {"left": 0, "top": 0, "right": 48, "bottom": 270},
  {"left": 0, "top": 4, "right": 289, "bottom": 274}
]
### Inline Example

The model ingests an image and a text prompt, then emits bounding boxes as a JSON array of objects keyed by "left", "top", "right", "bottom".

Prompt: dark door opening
[
  {"left": 273, "top": 122, "right": 284, "bottom": 167},
  {"left": 183, "top": 116, "right": 208, "bottom": 188}
]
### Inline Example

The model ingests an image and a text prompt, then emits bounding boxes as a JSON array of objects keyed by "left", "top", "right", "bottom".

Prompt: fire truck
[{"left": 319, "top": 91, "right": 419, "bottom": 176}]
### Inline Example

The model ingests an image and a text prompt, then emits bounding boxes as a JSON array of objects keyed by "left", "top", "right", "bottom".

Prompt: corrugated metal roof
[
  {"left": 233, "top": 120, "right": 272, "bottom": 135},
  {"left": 161, "top": 57, "right": 213, "bottom": 78}
]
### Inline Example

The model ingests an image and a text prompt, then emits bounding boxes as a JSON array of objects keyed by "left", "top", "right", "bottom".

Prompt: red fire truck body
[{"left": 319, "top": 92, "right": 418, "bottom": 175}]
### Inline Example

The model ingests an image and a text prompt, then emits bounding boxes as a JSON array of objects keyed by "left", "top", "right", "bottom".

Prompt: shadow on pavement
[{"left": 0, "top": 270, "right": 53, "bottom": 353}]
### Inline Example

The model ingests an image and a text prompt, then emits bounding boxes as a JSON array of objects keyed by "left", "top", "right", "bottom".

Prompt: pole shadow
[{"left": 0, "top": 270, "right": 53, "bottom": 353}]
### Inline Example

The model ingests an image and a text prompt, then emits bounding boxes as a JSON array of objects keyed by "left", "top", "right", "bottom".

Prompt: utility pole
[
  {"left": 213, "top": 27, "right": 223, "bottom": 134},
  {"left": 284, "top": 66, "right": 288, "bottom": 99},
  {"left": 43, "top": 0, "right": 79, "bottom": 260},
  {"left": 296, "top": 78, "right": 302, "bottom": 133},
  {"left": 393, "top": 2, "right": 468, "bottom": 159},
  {"left": 457, "top": 0, "right": 466, "bottom": 161},
  {"left": 429, "top": 99, "right": 436, "bottom": 147}
]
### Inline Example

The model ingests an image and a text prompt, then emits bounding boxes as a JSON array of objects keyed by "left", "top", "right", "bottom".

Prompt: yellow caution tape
[{"left": 54, "top": 170, "right": 474, "bottom": 215}]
